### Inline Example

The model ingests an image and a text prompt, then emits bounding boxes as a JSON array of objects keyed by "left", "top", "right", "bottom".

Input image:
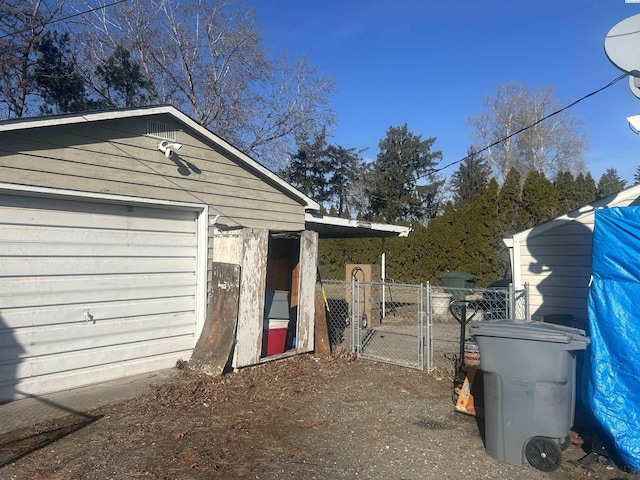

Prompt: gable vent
[{"left": 146, "top": 121, "right": 177, "bottom": 141}]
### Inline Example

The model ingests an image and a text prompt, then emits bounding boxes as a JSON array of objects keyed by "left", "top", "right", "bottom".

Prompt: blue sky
[{"left": 253, "top": 0, "right": 640, "bottom": 185}]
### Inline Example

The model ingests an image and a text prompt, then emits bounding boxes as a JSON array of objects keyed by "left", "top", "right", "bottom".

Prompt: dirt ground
[{"left": 0, "top": 350, "right": 637, "bottom": 480}]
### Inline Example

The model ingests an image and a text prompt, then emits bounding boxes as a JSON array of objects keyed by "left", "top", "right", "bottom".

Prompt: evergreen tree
[
  {"left": 283, "top": 134, "right": 367, "bottom": 215},
  {"left": 485, "top": 179, "right": 511, "bottom": 282},
  {"left": 35, "top": 31, "right": 88, "bottom": 114},
  {"left": 497, "top": 168, "right": 525, "bottom": 236},
  {"left": 34, "top": 34, "right": 153, "bottom": 114},
  {"left": 366, "top": 124, "right": 443, "bottom": 223},
  {"left": 95, "top": 45, "right": 153, "bottom": 108},
  {"left": 554, "top": 170, "right": 579, "bottom": 215},
  {"left": 575, "top": 172, "right": 597, "bottom": 206},
  {"left": 635, "top": 165, "right": 640, "bottom": 185},
  {"left": 284, "top": 131, "right": 330, "bottom": 203},
  {"left": 522, "top": 170, "right": 558, "bottom": 227},
  {"left": 325, "top": 144, "right": 366, "bottom": 217},
  {"left": 450, "top": 146, "right": 491, "bottom": 208},
  {"left": 411, "top": 182, "right": 504, "bottom": 287},
  {"left": 452, "top": 181, "right": 503, "bottom": 285},
  {"left": 596, "top": 167, "right": 626, "bottom": 200},
  {"left": 420, "top": 202, "right": 459, "bottom": 280},
  {"left": 383, "top": 221, "right": 428, "bottom": 283}
]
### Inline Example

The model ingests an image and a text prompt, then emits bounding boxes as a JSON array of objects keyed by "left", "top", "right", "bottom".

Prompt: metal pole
[
  {"left": 426, "top": 282, "right": 432, "bottom": 371},
  {"left": 525, "top": 282, "right": 530, "bottom": 321},
  {"left": 459, "top": 302, "right": 467, "bottom": 368},
  {"left": 350, "top": 277, "right": 356, "bottom": 353},
  {"left": 381, "top": 237, "right": 386, "bottom": 319}
]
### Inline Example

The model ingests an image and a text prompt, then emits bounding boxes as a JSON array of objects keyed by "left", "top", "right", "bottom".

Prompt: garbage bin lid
[
  {"left": 440, "top": 271, "right": 478, "bottom": 280},
  {"left": 469, "top": 320, "right": 590, "bottom": 346}
]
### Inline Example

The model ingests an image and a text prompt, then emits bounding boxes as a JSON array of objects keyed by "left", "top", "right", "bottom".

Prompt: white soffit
[{"left": 305, "top": 213, "right": 411, "bottom": 238}]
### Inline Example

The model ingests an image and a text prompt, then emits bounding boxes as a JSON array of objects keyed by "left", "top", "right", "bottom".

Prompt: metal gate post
[
  {"left": 419, "top": 282, "right": 425, "bottom": 371},
  {"left": 524, "top": 282, "right": 530, "bottom": 321},
  {"left": 508, "top": 282, "right": 514, "bottom": 319},
  {"left": 425, "top": 281, "right": 432, "bottom": 371},
  {"left": 350, "top": 277, "right": 356, "bottom": 353},
  {"left": 351, "top": 277, "right": 364, "bottom": 355}
]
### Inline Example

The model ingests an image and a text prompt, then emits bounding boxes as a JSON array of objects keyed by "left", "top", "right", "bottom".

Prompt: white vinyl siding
[
  {"left": 511, "top": 187, "right": 640, "bottom": 325},
  {"left": 0, "top": 193, "right": 201, "bottom": 402}
]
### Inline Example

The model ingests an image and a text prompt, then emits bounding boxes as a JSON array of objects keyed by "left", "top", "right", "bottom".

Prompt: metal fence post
[
  {"left": 425, "top": 281, "right": 431, "bottom": 371},
  {"left": 350, "top": 277, "right": 356, "bottom": 353},
  {"left": 508, "top": 282, "right": 515, "bottom": 319},
  {"left": 524, "top": 282, "right": 530, "bottom": 321}
]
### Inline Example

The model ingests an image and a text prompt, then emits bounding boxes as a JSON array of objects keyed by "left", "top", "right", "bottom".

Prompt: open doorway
[{"left": 262, "top": 233, "right": 301, "bottom": 356}]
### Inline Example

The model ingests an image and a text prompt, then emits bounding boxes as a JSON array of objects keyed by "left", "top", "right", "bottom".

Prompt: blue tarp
[{"left": 587, "top": 207, "right": 640, "bottom": 471}]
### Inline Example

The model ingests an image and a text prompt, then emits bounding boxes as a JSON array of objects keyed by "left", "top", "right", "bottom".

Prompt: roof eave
[{"left": 305, "top": 212, "right": 411, "bottom": 238}]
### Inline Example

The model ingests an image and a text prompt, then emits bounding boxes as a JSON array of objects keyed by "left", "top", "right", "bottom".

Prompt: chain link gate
[
  {"left": 320, "top": 278, "right": 425, "bottom": 370},
  {"left": 427, "top": 282, "right": 530, "bottom": 372}
]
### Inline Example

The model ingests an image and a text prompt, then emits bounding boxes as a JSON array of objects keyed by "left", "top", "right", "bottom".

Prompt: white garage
[
  {"left": 0, "top": 187, "right": 208, "bottom": 402},
  {"left": 0, "top": 105, "right": 322, "bottom": 401}
]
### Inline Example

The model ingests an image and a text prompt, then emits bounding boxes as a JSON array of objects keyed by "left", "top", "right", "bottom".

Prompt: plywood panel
[
  {"left": 190, "top": 262, "right": 240, "bottom": 375},
  {"left": 296, "top": 230, "right": 318, "bottom": 353},
  {"left": 233, "top": 228, "right": 268, "bottom": 368},
  {"left": 212, "top": 232, "right": 243, "bottom": 265}
]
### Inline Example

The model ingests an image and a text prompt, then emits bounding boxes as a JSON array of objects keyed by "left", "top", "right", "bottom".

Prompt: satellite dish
[
  {"left": 630, "top": 76, "right": 640, "bottom": 99},
  {"left": 605, "top": 14, "right": 640, "bottom": 77}
]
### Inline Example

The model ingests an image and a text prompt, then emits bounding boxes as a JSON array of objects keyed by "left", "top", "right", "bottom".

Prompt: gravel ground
[{"left": 0, "top": 349, "right": 637, "bottom": 480}]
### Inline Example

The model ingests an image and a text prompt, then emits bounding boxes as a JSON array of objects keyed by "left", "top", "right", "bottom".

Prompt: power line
[
  {"left": 284, "top": 74, "right": 631, "bottom": 217},
  {"left": 434, "top": 73, "right": 629, "bottom": 174},
  {"left": 317, "top": 74, "right": 630, "bottom": 215},
  {"left": 0, "top": 0, "right": 129, "bottom": 40}
]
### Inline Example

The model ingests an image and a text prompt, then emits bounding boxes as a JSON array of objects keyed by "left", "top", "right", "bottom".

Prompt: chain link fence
[
  {"left": 428, "top": 283, "right": 529, "bottom": 373},
  {"left": 321, "top": 280, "right": 353, "bottom": 349},
  {"left": 320, "top": 279, "right": 528, "bottom": 373}
]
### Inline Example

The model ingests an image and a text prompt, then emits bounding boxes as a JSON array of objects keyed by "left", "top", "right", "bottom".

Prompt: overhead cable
[
  {"left": 0, "top": 0, "right": 129, "bottom": 40},
  {"left": 434, "top": 73, "right": 629, "bottom": 174}
]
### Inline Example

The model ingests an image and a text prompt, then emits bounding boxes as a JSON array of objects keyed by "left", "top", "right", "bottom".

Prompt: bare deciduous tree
[
  {"left": 73, "top": 0, "right": 335, "bottom": 167},
  {"left": 0, "top": 0, "right": 65, "bottom": 118},
  {"left": 468, "top": 82, "right": 588, "bottom": 182}
]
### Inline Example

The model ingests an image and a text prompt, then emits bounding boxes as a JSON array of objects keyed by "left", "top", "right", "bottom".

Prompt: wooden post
[{"left": 314, "top": 288, "right": 331, "bottom": 356}]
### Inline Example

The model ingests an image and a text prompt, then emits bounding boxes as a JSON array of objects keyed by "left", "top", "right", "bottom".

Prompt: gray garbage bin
[{"left": 469, "top": 320, "right": 589, "bottom": 472}]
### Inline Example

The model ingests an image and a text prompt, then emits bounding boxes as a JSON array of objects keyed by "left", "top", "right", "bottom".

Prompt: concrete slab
[{"left": 0, "top": 369, "right": 177, "bottom": 435}]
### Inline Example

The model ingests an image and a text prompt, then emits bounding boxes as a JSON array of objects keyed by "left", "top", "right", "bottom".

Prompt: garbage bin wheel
[{"left": 525, "top": 436, "right": 562, "bottom": 472}]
